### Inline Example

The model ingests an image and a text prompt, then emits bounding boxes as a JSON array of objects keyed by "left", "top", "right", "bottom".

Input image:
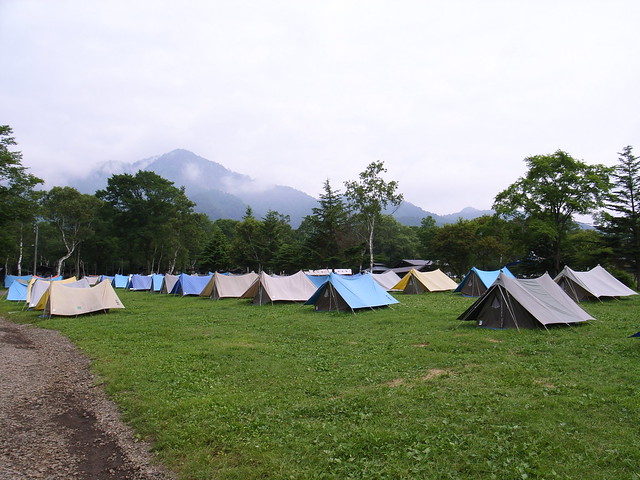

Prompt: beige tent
[
  {"left": 554, "top": 265, "right": 637, "bottom": 301},
  {"left": 28, "top": 277, "right": 83, "bottom": 310},
  {"left": 160, "top": 274, "right": 179, "bottom": 294},
  {"left": 241, "top": 271, "right": 318, "bottom": 305},
  {"left": 44, "top": 279, "right": 125, "bottom": 316},
  {"left": 392, "top": 268, "right": 458, "bottom": 294},
  {"left": 200, "top": 272, "right": 259, "bottom": 299},
  {"left": 372, "top": 270, "right": 403, "bottom": 291}
]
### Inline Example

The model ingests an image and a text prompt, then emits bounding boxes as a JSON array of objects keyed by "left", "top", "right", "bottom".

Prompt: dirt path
[{"left": 0, "top": 316, "right": 173, "bottom": 480}]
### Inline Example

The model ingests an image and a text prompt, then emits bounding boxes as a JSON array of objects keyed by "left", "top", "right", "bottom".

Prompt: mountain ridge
[{"left": 66, "top": 149, "right": 493, "bottom": 227}]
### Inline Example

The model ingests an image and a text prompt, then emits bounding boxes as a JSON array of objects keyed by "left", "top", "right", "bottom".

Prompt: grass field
[{"left": 1, "top": 289, "right": 639, "bottom": 479}]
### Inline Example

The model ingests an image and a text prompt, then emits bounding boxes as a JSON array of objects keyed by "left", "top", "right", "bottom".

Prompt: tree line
[{"left": 1, "top": 125, "right": 639, "bottom": 288}]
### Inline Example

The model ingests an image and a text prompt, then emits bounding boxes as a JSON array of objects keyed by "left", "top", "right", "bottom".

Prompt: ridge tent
[
  {"left": 44, "top": 279, "right": 125, "bottom": 316},
  {"left": 171, "top": 273, "right": 212, "bottom": 296},
  {"left": 160, "top": 274, "right": 179, "bottom": 294},
  {"left": 241, "top": 271, "right": 318, "bottom": 305},
  {"left": 28, "top": 277, "right": 79, "bottom": 310},
  {"left": 372, "top": 270, "right": 403, "bottom": 291},
  {"left": 458, "top": 272, "right": 593, "bottom": 329},
  {"left": 392, "top": 268, "right": 458, "bottom": 294},
  {"left": 150, "top": 274, "right": 164, "bottom": 292},
  {"left": 128, "top": 274, "right": 153, "bottom": 291},
  {"left": 84, "top": 275, "right": 102, "bottom": 286},
  {"left": 113, "top": 274, "right": 130, "bottom": 289},
  {"left": 4, "top": 275, "right": 33, "bottom": 289},
  {"left": 554, "top": 265, "right": 637, "bottom": 301},
  {"left": 200, "top": 272, "right": 259, "bottom": 299},
  {"left": 305, "top": 272, "right": 400, "bottom": 312},
  {"left": 454, "top": 267, "right": 516, "bottom": 297},
  {"left": 100, "top": 275, "right": 115, "bottom": 284},
  {"left": 31, "top": 278, "right": 90, "bottom": 311},
  {"left": 306, "top": 274, "right": 329, "bottom": 288},
  {"left": 25, "top": 275, "right": 63, "bottom": 304},
  {"left": 6, "top": 279, "right": 29, "bottom": 301}
]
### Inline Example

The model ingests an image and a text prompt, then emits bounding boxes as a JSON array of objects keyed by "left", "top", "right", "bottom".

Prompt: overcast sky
[{"left": 2, "top": 1, "right": 640, "bottom": 215}]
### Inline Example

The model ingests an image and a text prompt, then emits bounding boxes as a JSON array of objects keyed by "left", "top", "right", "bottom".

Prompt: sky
[{"left": 2, "top": 0, "right": 640, "bottom": 216}]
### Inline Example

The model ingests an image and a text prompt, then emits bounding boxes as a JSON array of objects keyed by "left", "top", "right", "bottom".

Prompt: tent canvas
[
  {"left": 113, "top": 274, "right": 130, "bottom": 289},
  {"left": 6, "top": 279, "right": 29, "bottom": 301},
  {"left": 28, "top": 277, "right": 82, "bottom": 310},
  {"left": 372, "top": 270, "right": 403, "bottom": 291},
  {"left": 454, "top": 267, "right": 516, "bottom": 297},
  {"left": 305, "top": 272, "right": 400, "bottom": 312},
  {"left": 4, "top": 274, "right": 33, "bottom": 289},
  {"left": 44, "top": 279, "right": 125, "bottom": 316},
  {"left": 458, "top": 272, "right": 593, "bottom": 329},
  {"left": 128, "top": 274, "right": 153, "bottom": 291},
  {"left": 241, "top": 271, "right": 318, "bottom": 305},
  {"left": 150, "top": 274, "right": 164, "bottom": 292},
  {"left": 84, "top": 275, "right": 102, "bottom": 286},
  {"left": 306, "top": 274, "right": 329, "bottom": 288},
  {"left": 392, "top": 268, "right": 458, "bottom": 294},
  {"left": 170, "top": 273, "right": 212, "bottom": 296},
  {"left": 200, "top": 272, "right": 259, "bottom": 299},
  {"left": 554, "top": 265, "right": 637, "bottom": 301},
  {"left": 160, "top": 274, "right": 179, "bottom": 294}
]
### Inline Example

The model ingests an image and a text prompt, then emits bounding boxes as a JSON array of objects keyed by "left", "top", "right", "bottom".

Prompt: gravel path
[{"left": 0, "top": 316, "right": 174, "bottom": 480}]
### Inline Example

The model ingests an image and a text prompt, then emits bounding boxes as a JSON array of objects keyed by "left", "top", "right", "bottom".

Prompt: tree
[
  {"left": 231, "top": 207, "right": 262, "bottom": 271},
  {"left": 0, "top": 126, "right": 43, "bottom": 273},
  {"left": 597, "top": 145, "right": 640, "bottom": 287},
  {"left": 41, "top": 187, "right": 103, "bottom": 276},
  {"left": 493, "top": 150, "right": 611, "bottom": 275},
  {"left": 344, "top": 161, "right": 403, "bottom": 272},
  {"left": 416, "top": 216, "right": 439, "bottom": 260}
]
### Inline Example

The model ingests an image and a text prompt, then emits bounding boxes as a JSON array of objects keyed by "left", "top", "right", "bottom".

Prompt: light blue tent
[
  {"left": 150, "top": 274, "right": 164, "bottom": 292},
  {"left": 306, "top": 274, "right": 329, "bottom": 288},
  {"left": 6, "top": 279, "right": 29, "bottom": 301},
  {"left": 454, "top": 267, "right": 516, "bottom": 297},
  {"left": 305, "top": 272, "right": 399, "bottom": 312},
  {"left": 4, "top": 275, "right": 33, "bottom": 289},
  {"left": 171, "top": 273, "right": 212, "bottom": 296},
  {"left": 113, "top": 274, "right": 129, "bottom": 288},
  {"left": 100, "top": 275, "right": 115, "bottom": 284},
  {"left": 128, "top": 274, "right": 153, "bottom": 291}
]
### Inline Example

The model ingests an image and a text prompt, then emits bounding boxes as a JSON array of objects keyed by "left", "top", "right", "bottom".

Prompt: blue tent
[
  {"left": 150, "top": 274, "right": 164, "bottom": 292},
  {"left": 454, "top": 267, "right": 516, "bottom": 297},
  {"left": 6, "top": 279, "right": 29, "bottom": 301},
  {"left": 630, "top": 331, "right": 640, "bottom": 338},
  {"left": 128, "top": 274, "right": 153, "bottom": 291},
  {"left": 306, "top": 274, "right": 329, "bottom": 288},
  {"left": 112, "top": 274, "right": 130, "bottom": 288},
  {"left": 171, "top": 273, "right": 212, "bottom": 296},
  {"left": 305, "top": 272, "right": 399, "bottom": 312},
  {"left": 4, "top": 275, "right": 33, "bottom": 289},
  {"left": 100, "top": 275, "right": 115, "bottom": 284}
]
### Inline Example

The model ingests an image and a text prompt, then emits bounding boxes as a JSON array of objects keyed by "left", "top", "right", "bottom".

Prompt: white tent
[
  {"left": 28, "top": 277, "right": 87, "bottom": 310},
  {"left": 241, "top": 271, "right": 318, "bottom": 304},
  {"left": 200, "top": 272, "right": 259, "bottom": 299},
  {"left": 554, "top": 265, "right": 637, "bottom": 301},
  {"left": 44, "top": 279, "right": 125, "bottom": 316},
  {"left": 372, "top": 270, "right": 403, "bottom": 291}
]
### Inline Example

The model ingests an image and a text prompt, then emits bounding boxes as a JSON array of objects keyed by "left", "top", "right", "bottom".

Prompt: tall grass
[{"left": 2, "top": 290, "right": 639, "bottom": 479}]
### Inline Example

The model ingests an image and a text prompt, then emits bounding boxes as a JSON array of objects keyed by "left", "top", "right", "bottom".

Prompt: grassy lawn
[{"left": 1, "top": 289, "right": 639, "bottom": 479}]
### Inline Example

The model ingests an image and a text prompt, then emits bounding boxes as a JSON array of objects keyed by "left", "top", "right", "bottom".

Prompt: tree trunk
[{"left": 17, "top": 226, "right": 23, "bottom": 276}]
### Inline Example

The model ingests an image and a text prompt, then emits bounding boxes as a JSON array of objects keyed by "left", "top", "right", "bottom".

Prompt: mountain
[{"left": 67, "top": 149, "right": 491, "bottom": 227}]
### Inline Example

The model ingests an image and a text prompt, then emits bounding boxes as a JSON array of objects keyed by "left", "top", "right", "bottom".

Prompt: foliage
[
  {"left": 344, "top": 161, "right": 403, "bottom": 272},
  {"left": 494, "top": 150, "right": 611, "bottom": 275},
  {"left": 2, "top": 292, "right": 639, "bottom": 479},
  {"left": 415, "top": 216, "right": 438, "bottom": 260},
  {"left": 597, "top": 146, "right": 640, "bottom": 288}
]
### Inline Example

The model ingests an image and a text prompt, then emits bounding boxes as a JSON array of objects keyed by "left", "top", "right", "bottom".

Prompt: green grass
[{"left": 2, "top": 290, "right": 640, "bottom": 479}]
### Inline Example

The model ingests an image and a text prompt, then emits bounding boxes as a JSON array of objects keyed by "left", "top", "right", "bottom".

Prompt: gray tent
[
  {"left": 459, "top": 272, "right": 594, "bottom": 329},
  {"left": 554, "top": 265, "right": 637, "bottom": 301}
]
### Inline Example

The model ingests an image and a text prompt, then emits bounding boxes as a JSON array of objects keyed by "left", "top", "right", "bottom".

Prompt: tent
[
  {"left": 113, "top": 274, "right": 130, "bottom": 289},
  {"left": 454, "top": 267, "right": 516, "bottom": 297},
  {"left": 392, "top": 268, "right": 458, "bottom": 294},
  {"left": 25, "top": 275, "right": 63, "bottom": 304},
  {"left": 306, "top": 274, "right": 329, "bottom": 288},
  {"left": 150, "top": 274, "right": 164, "bottom": 292},
  {"left": 30, "top": 278, "right": 90, "bottom": 310},
  {"left": 4, "top": 274, "right": 33, "bottom": 289},
  {"left": 128, "top": 274, "right": 153, "bottom": 291},
  {"left": 6, "top": 279, "right": 29, "bottom": 301},
  {"left": 44, "top": 279, "right": 125, "bottom": 316},
  {"left": 28, "top": 277, "right": 80, "bottom": 310},
  {"left": 372, "top": 270, "right": 403, "bottom": 291},
  {"left": 305, "top": 272, "right": 400, "bottom": 312},
  {"left": 160, "top": 274, "right": 179, "bottom": 294},
  {"left": 84, "top": 275, "right": 102, "bottom": 286},
  {"left": 630, "top": 331, "right": 640, "bottom": 338},
  {"left": 200, "top": 272, "right": 259, "bottom": 299},
  {"left": 554, "top": 265, "right": 637, "bottom": 301},
  {"left": 241, "top": 271, "right": 318, "bottom": 305},
  {"left": 458, "top": 272, "right": 593, "bottom": 329},
  {"left": 100, "top": 275, "right": 115, "bottom": 284},
  {"left": 171, "top": 273, "right": 212, "bottom": 296}
]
